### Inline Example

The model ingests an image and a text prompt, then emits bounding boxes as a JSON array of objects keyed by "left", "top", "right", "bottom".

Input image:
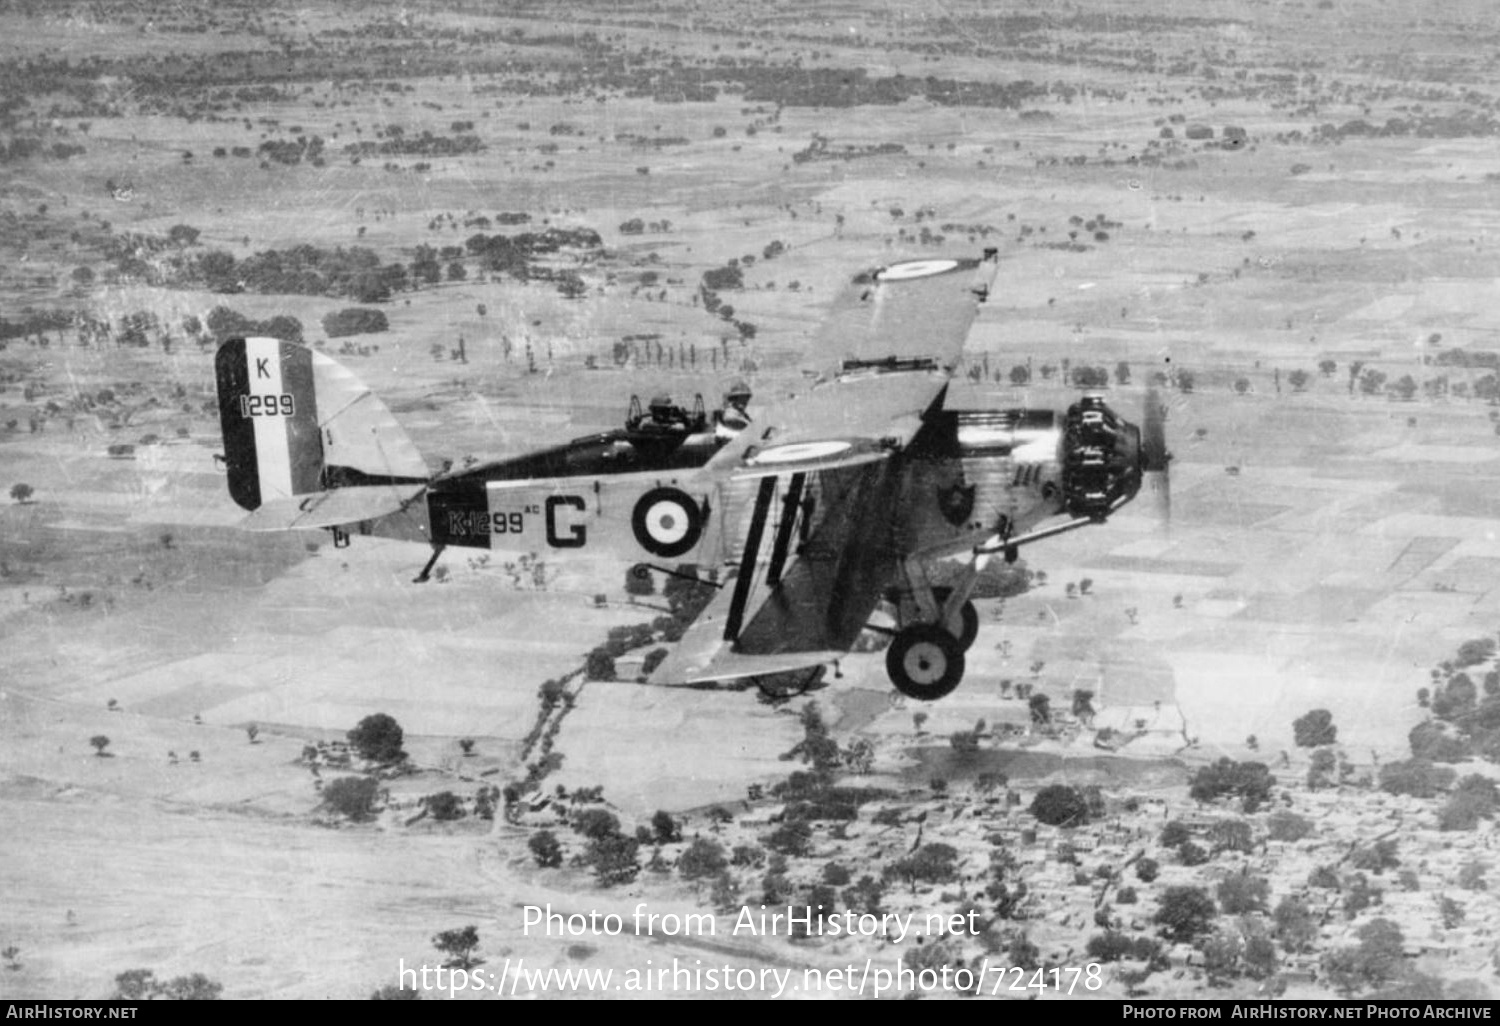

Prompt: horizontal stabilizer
[
  {"left": 238, "top": 484, "right": 425, "bottom": 532},
  {"left": 648, "top": 579, "right": 841, "bottom": 685}
]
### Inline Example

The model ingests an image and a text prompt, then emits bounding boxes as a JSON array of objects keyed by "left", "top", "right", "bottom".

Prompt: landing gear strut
[{"left": 931, "top": 586, "right": 979, "bottom": 652}]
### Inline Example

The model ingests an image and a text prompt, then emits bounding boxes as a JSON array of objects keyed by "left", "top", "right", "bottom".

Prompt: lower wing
[{"left": 650, "top": 460, "right": 901, "bottom": 685}]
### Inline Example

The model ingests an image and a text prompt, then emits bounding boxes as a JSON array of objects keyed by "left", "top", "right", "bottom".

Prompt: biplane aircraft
[{"left": 214, "top": 248, "right": 1168, "bottom": 701}]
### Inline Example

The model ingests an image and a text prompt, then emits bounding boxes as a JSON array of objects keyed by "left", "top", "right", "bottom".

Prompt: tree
[
  {"left": 678, "top": 838, "right": 729, "bottom": 882},
  {"left": 1240, "top": 919, "right": 1280, "bottom": 980},
  {"left": 1188, "top": 758, "right": 1275, "bottom": 812},
  {"left": 1308, "top": 747, "right": 1337, "bottom": 789},
  {"left": 1322, "top": 918, "right": 1404, "bottom": 995},
  {"left": 371, "top": 985, "right": 421, "bottom": 1000},
  {"left": 1359, "top": 368, "right": 1388, "bottom": 396},
  {"left": 651, "top": 809, "right": 680, "bottom": 843},
  {"left": 347, "top": 713, "right": 405, "bottom": 764},
  {"left": 1178, "top": 841, "right": 1210, "bottom": 866},
  {"left": 1272, "top": 895, "right": 1318, "bottom": 954},
  {"left": 1389, "top": 375, "right": 1418, "bottom": 401},
  {"left": 1198, "top": 925, "right": 1245, "bottom": 985},
  {"left": 10, "top": 483, "right": 34, "bottom": 504},
  {"left": 89, "top": 735, "right": 110, "bottom": 756},
  {"left": 886, "top": 843, "right": 960, "bottom": 891},
  {"left": 1216, "top": 872, "right": 1271, "bottom": 915},
  {"left": 528, "top": 830, "right": 563, "bottom": 868},
  {"left": 115, "top": 969, "right": 222, "bottom": 1000},
  {"left": 1135, "top": 857, "right": 1160, "bottom": 883},
  {"left": 1207, "top": 818, "right": 1255, "bottom": 854},
  {"left": 1155, "top": 886, "right": 1217, "bottom": 942},
  {"left": 585, "top": 648, "right": 616, "bottom": 682},
  {"left": 1378, "top": 758, "right": 1455, "bottom": 798},
  {"left": 1319, "top": 359, "right": 1338, "bottom": 377},
  {"left": 432, "top": 926, "right": 480, "bottom": 968},
  {"left": 1350, "top": 838, "right": 1400, "bottom": 874},
  {"left": 1029, "top": 784, "right": 1090, "bottom": 827},
  {"left": 1287, "top": 369, "right": 1310, "bottom": 391},
  {"left": 843, "top": 875, "right": 886, "bottom": 916},
  {"left": 153, "top": 974, "right": 224, "bottom": 1000},
  {"left": 1293, "top": 708, "right": 1337, "bottom": 747},
  {"left": 822, "top": 862, "right": 852, "bottom": 887},
  {"left": 113, "top": 970, "right": 159, "bottom": 999},
  {"left": 588, "top": 833, "right": 640, "bottom": 887},
  {"left": 572, "top": 808, "right": 620, "bottom": 840},
  {"left": 1454, "top": 637, "right": 1496, "bottom": 667},
  {"left": 1086, "top": 930, "right": 1136, "bottom": 962},
  {"left": 322, "top": 776, "right": 379, "bottom": 821},
  {"left": 1439, "top": 776, "right": 1500, "bottom": 831},
  {"left": 1160, "top": 820, "right": 1191, "bottom": 848},
  {"left": 1266, "top": 809, "right": 1314, "bottom": 842},
  {"left": 1028, "top": 693, "right": 1051, "bottom": 726},
  {"left": 764, "top": 821, "right": 812, "bottom": 857},
  {"left": 323, "top": 308, "right": 390, "bottom": 338},
  {"left": 426, "top": 791, "right": 464, "bottom": 821}
]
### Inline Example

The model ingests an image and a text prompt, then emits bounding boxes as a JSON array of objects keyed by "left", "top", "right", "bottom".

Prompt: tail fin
[{"left": 215, "top": 337, "right": 430, "bottom": 529}]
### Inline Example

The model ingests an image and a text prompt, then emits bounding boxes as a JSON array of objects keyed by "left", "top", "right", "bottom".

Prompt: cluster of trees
[
  {"left": 1413, "top": 636, "right": 1500, "bottom": 764},
  {"left": 255, "top": 135, "right": 327, "bottom": 166},
  {"left": 114, "top": 969, "right": 223, "bottom": 1000},
  {"left": 1028, "top": 784, "right": 1101, "bottom": 827},
  {"left": 1187, "top": 758, "right": 1276, "bottom": 812},
  {"left": 205, "top": 306, "right": 302, "bottom": 343},
  {"left": 191, "top": 245, "right": 410, "bottom": 302},
  {"left": 463, "top": 227, "right": 602, "bottom": 278},
  {"left": 0, "top": 136, "right": 86, "bottom": 162},
  {"left": 0, "top": 308, "right": 72, "bottom": 343},
  {"left": 323, "top": 308, "right": 389, "bottom": 338},
  {"left": 342, "top": 129, "right": 483, "bottom": 159}
]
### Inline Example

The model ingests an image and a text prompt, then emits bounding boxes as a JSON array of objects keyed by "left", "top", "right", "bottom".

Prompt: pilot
[
  {"left": 718, "top": 380, "right": 753, "bottom": 435},
  {"left": 647, "top": 394, "right": 687, "bottom": 431}
]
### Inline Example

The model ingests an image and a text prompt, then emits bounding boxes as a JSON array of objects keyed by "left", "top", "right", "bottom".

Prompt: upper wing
[
  {"left": 706, "top": 250, "right": 1000, "bottom": 475},
  {"left": 816, "top": 251, "right": 1000, "bottom": 372}
]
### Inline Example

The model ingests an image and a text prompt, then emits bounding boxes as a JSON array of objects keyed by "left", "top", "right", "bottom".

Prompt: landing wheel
[
  {"left": 886, "top": 624, "right": 965, "bottom": 702},
  {"left": 931, "top": 587, "right": 979, "bottom": 652}
]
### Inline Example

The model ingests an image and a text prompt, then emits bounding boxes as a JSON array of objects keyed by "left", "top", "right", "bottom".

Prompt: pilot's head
[{"left": 725, "top": 380, "right": 752, "bottom": 412}]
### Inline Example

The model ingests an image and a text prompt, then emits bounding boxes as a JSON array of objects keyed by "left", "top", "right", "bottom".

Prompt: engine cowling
[{"left": 1061, "top": 395, "right": 1142, "bottom": 520}]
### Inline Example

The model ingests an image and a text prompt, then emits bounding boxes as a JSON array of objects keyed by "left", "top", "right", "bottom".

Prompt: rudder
[{"left": 215, "top": 337, "right": 430, "bottom": 515}]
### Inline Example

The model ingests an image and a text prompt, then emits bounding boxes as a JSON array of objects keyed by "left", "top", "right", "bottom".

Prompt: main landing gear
[{"left": 885, "top": 560, "right": 980, "bottom": 702}]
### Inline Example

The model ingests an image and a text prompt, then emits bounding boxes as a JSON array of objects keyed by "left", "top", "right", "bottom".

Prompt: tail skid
[{"left": 215, "top": 337, "right": 432, "bottom": 532}]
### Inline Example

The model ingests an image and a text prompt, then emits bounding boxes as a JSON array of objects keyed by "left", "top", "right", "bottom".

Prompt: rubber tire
[
  {"left": 886, "top": 624, "right": 966, "bottom": 702},
  {"left": 931, "top": 586, "right": 979, "bottom": 652}
]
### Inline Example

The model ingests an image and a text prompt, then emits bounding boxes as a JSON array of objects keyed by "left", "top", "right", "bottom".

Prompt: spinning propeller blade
[{"left": 1141, "top": 386, "right": 1172, "bottom": 530}]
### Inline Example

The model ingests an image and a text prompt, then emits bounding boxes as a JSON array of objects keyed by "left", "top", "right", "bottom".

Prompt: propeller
[{"left": 1140, "top": 386, "right": 1172, "bottom": 530}]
